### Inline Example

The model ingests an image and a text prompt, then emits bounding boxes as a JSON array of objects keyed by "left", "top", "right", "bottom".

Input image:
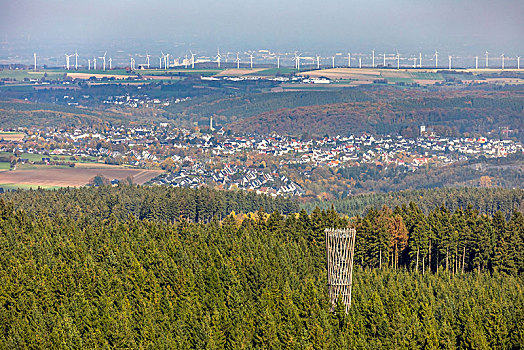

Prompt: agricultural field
[
  {"left": 215, "top": 68, "right": 267, "bottom": 76},
  {"left": 0, "top": 152, "right": 100, "bottom": 164},
  {"left": 0, "top": 152, "right": 43, "bottom": 162},
  {"left": 66, "top": 72, "right": 135, "bottom": 80},
  {"left": 141, "top": 69, "right": 223, "bottom": 76},
  {"left": 0, "top": 132, "right": 24, "bottom": 141},
  {"left": 0, "top": 162, "right": 11, "bottom": 170},
  {"left": 0, "top": 166, "right": 164, "bottom": 188},
  {"left": 247, "top": 67, "right": 297, "bottom": 76},
  {"left": 0, "top": 183, "right": 60, "bottom": 190},
  {"left": 0, "top": 70, "right": 64, "bottom": 81},
  {"left": 298, "top": 67, "right": 524, "bottom": 85}
]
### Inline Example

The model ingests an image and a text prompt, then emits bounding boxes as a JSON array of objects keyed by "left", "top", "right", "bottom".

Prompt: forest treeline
[
  {"left": 0, "top": 195, "right": 523, "bottom": 348},
  {"left": 1, "top": 185, "right": 299, "bottom": 223},
  {"left": 305, "top": 187, "right": 524, "bottom": 218},
  {"left": 231, "top": 88, "right": 524, "bottom": 139},
  {"left": 164, "top": 89, "right": 371, "bottom": 127},
  {"left": 292, "top": 154, "right": 524, "bottom": 200},
  {"left": 2, "top": 87, "right": 523, "bottom": 140},
  {"left": 0, "top": 100, "right": 127, "bottom": 129}
]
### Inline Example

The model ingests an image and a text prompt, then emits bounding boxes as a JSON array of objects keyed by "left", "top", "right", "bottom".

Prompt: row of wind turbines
[
  {"left": 292, "top": 50, "right": 521, "bottom": 71},
  {"left": 32, "top": 50, "right": 522, "bottom": 71}
]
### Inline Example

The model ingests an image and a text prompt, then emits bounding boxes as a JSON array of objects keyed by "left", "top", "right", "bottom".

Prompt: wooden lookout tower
[{"left": 325, "top": 228, "right": 357, "bottom": 313}]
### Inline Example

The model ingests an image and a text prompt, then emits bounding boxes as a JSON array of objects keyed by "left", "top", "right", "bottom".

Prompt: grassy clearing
[{"left": 0, "top": 162, "right": 11, "bottom": 170}]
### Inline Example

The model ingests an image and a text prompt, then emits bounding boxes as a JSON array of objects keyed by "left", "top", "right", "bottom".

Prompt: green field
[
  {"left": 385, "top": 77, "right": 415, "bottom": 83},
  {"left": 0, "top": 183, "right": 61, "bottom": 190},
  {"left": 409, "top": 72, "right": 444, "bottom": 80},
  {"left": 0, "top": 70, "right": 64, "bottom": 81},
  {"left": 0, "top": 162, "right": 10, "bottom": 170},
  {"left": 1, "top": 152, "right": 46, "bottom": 162},
  {"left": 0, "top": 152, "right": 99, "bottom": 163},
  {"left": 247, "top": 67, "right": 297, "bottom": 76},
  {"left": 0, "top": 84, "right": 37, "bottom": 91}
]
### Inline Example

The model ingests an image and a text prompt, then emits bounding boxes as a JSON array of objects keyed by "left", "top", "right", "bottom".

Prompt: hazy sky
[{"left": 1, "top": 0, "right": 523, "bottom": 56}]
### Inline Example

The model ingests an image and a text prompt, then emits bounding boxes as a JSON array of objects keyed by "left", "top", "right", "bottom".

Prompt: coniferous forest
[{"left": 0, "top": 186, "right": 523, "bottom": 348}]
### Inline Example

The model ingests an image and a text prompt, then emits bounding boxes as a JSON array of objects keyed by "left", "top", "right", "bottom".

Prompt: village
[{"left": 1, "top": 123, "right": 522, "bottom": 196}]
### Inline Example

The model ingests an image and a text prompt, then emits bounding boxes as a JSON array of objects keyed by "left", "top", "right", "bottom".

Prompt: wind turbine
[
  {"left": 448, "top": 55, "right": 452, "bottom": 70},
  {"left": 130, "top": 57, "right": 135, "bottom": 70},
  {"left": 413, "top": 57, "right": 417, "bottom": 68},
  {"left": 332, "top": 55, "right": 336, "bottom": 69},
  {"left": 359, "top": 57, "right": 362, "bottom": 69},
  {"left": 165, "top": 53, "right": 170, "bottom": 69},
  {"left": 249, "top": 52, "right": 254, "bottom": 69},
  {"left": 99, "top": 52, "right": 107, "bottom": 71},
  {"left": 383, "top": 53, "right": 386, "bottom": 67},
  {"left": 215, "top": 49, "right": 222, "bottom": 68},
  {"left": 317, "top": 55, "right": 321, "bottom": 69},
  {"left": 347, "top": 53, "right": 351, "bottom": 68},
  {"left": 88, "top": 58, "right": 91, "bottom": 70},
  {"left": 485, "top": 51, "right": 489, "bottom": 68},
  {"left": 372, "top": 49, "right": 375, "bottom": 68},
  {"left": 65, "top": 54, "right": 73, "bottom": 70},
  {"left": 419, "top": 52, "right": 422, "bottom": 68},
  {"left": 434, "top": 50, "right": 439, "bottom": 68},
  {"left": 146, "top": 53, "right": 151, "bottom": 69},
  {"left": 93, "top": 57, "right": 97, "bottom": 70},
  {"left": 396, "top": 51, "right": 400, "bottom": 69},
  {"left": 501, "top": 53, "right": 505, "bottom": 70},
  {"left": 33, "top": 53, "right": 37, "bottom": 71},
  {"left": 108, "top": 57, "right": 112, "bottom": 70},
  {"left": 236, "top": 53, "right": 240, "bottom": 69},
  {"left": 190, "top": 51, "right": 195, "bottom": 69},
  {"left": 294, "top": 53, "right": 301, "bottom": 71},
  {"left": 276, "top": 55, "right": 280, "bottom": 69},
  {"left": 475, "top": 56, "right": 478, "bottom": 69},
  {"left": 74, "top": 51, "right": 78, "bottom": 70},
  {"left": 518, "top": 56, "right": 521, "bottom": 70}
]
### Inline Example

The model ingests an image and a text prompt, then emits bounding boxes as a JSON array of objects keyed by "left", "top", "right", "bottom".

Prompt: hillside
[
  {"left": 0, "top": 100, "right": 154, "bottom": 128},
  {"left": 290, "top": 154, "right": 524, "bottom": 201},
  {"left": 231, "top": 88, "right": 524, "bottom": 138},
  {"left": 161, "top": 89, "right": 371, "bottom": 127}
]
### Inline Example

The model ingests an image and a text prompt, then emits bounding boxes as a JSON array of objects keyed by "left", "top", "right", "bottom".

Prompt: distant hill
[
  {"left": 0, "top": 100, "right": 146, "bottom": 128},
  {"left": 303, "top": 187, "right": 524, "bottom": 218},
  {"left": 161, "top": 89, "right": 370, "bottom": 127},
  {"left": 230, "top": 88, "right": 524, "bottom": 139}
]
